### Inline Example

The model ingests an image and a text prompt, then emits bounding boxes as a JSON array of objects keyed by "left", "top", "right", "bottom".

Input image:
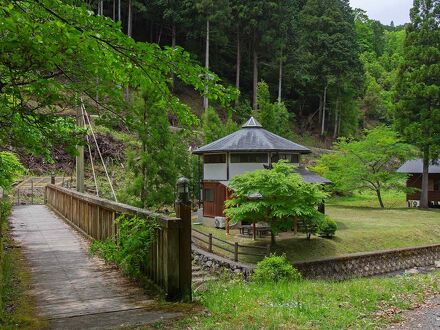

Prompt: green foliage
[
  {"left": 318, "top": 216, "right": 337, "bottom": 238},
  {"left": 201, "top": 107, "right": 225, "bottom": 143},
  {"left": 252, "top": 254, "right": 302, "bottom": 283},
  {"left": 0, "top": 200, "right": 11, "bottom": 225},
  {"left": 300, "top": 213, "right": 323, "bottom": 240},
  {"left": 255, "top": 81, "right": 292, "bottom": 139},
  {"left": 1, "top": 0, "right": 234, "bottom": 164},
  {"left": 0, "top": 152, "right": 25, "bottom": 191},
  {"left": 314, "top": 126, "right": 415, "bottom": 208},
  {"left": 121, "top": 87, "right": 189, "bottom": 208},
  {"left": 90, "top": 215, "right": 159, "bottom": 279},
  {"left": 225, "top": 161, "right": 327, "bottom": 243},
  {"left": 395, "top": 0, "right": 440, "bottom": 172}
]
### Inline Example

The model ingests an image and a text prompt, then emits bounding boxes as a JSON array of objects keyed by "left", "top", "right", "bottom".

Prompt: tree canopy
[
  {"left": 395, "top": 0, "right": 440, "bottom": 208},
  {"left": 225, "top": 161, "right": 327, "bottom": 244},
  {"left": 314, "top": 126, "right": 415, "bottom": 208}
]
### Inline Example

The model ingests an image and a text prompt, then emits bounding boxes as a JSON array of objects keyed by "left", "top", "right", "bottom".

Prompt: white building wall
[
  {"left": 229, "top": 163, "right": 268, "bottom": 179},
  {"left": 204, "top": 164, "right": 227, "bottom": 181}
]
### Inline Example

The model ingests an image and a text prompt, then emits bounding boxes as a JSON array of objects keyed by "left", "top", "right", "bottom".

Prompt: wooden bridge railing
[{"left": 44, "top": 184, "right": 191, "bottom": 301}]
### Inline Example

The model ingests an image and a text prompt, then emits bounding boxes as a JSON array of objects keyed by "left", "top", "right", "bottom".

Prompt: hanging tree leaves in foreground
[{"left": 0, "top": 0, "right": 236, "bottom": 160}]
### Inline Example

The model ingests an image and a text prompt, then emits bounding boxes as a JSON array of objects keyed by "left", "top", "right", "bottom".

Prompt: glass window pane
[
  {"left": 204, "top": 154, "right": 226, "bottom": 164},
  {"left": 204, "top": 189, "right": 215, "bottom": 202},
  {"left": 230, "top": 153, "right": 268, "bottom": 163}
]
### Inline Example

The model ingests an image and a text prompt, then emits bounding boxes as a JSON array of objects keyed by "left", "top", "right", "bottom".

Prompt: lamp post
[
  {"left": 176, "top": 177, "right": 190, "bottom": 204},
  {"left": 175, "top": 177, "right": 192, "bottom": 302}
]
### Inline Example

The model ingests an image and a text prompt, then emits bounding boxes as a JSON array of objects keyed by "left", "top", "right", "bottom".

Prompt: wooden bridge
[{"left": 10, "top": 184, "right": 192, "bottom": 329}]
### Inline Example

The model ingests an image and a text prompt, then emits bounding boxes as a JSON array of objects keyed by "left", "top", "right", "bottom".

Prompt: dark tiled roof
[
  {"left": 193, "top": 117, "right": 311, "bottom": 155},
  {"left": 397, "top": 159, "right": 440, "bottom": 174},
  {"left": 296, "top": 168, "right": 332, "bottom": 184}
]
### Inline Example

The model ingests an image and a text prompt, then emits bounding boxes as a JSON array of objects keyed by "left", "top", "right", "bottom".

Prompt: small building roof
[
  {"left": 295, "top": 168, "right": 332, "bottom": 184},
  {"left": 397, "top": 159, "right": 440, "bottom": 174},
  {"left": 193, "top": 117, "right": 311, "bottom": 155}
]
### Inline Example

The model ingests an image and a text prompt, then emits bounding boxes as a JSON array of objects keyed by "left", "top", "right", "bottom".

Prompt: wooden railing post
[
  {"left": 208, "top": 233, "right": 213, "bottom": 252},
  {"left": 234, "top": 242, "right": 239, "bottom": 262},
  {"left": 175, "top": 177, "right": 192, "bottom": 302}
]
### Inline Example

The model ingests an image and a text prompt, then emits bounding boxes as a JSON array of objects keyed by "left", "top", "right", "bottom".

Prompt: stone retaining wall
[
  {"left": 192, "top": 245, "right": 254, "bottom": 278},
  {"left": 193, "top": 243, "right": 440, "bottom": 281},
  {"left": 293, "top": 244, "right": 440, "bottom": 280}
]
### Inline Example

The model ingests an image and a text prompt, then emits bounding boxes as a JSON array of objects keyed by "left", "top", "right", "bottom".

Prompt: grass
[
  {"left": 0, "top": 211, "right": 46, "bottom": 329},
  {"left": 194, "top": 190, "right": 440, "bottom": 263},
  {"left": 169, "top": 272, "right": 440, "bottom": 329}
]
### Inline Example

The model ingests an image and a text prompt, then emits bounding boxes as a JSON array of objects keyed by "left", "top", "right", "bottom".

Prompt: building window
[
  {"left": 204, "top": 154, "right": 226, "bottom": 164},
  {"left": 230, "top": 153, "right": 268, "bottom": 163},
  {"left": 434, "top": 180, "right": 440, "bottom": 192},
  {"left": 204, "top": 189, "right": 215, "bottom": 202},
  {"left": 271, "top": 153, "right": 300, "bottom": 164}
]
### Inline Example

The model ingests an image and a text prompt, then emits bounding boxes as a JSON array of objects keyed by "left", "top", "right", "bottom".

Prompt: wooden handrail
[
  {"left": 45, "top": 184, "right": 191, "bottom": 302},
  {"left": 46, "top": 184, "right": 180, "bottom": 228}
]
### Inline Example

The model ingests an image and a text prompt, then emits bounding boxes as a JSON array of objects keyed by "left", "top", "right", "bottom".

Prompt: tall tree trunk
[
  {"left": 97, "top": 0, "right": 103, "bottom": 16},
  {"left": 118, "top": 0, "right": 121, "bottom": 22},
  {"left": 203, "top": 19, "right": 210, "bottom": 112},
  {"left": 170, "top": 23, "right": 176, "bottom": 91},
  {"left": 112, "top": 0, "right": 115, "bottom": 20},
  {"left": 157, "top": 24, "right": 163, "bottom": 44},
  {"left": 171, "top": 23, "right": 176, "bottom": 48},
  {"left": 278, "top": 51, "right": 283, "bottom": 104},
  {"left": 235, "top": 28, "right": 241, "bottom": 108},
  {"left": 320, "top": 85, "right": 328, "bottom": 136},
  {"left": 127, "top": 0, "right": 132, "bottom": 37},
  {"left": 318, "top": 94, "right": 323, "bottom": 124},
  {"left": 252, "top": 45, "right": 258, "bottom": 111},
  {"left": 376, "top": 189, "right": 384, "bottom": 208},
  {"left": 337, "top": 113, "right": 342, "bottom": 136},
  {"left": 333, "top": 97, "right": 339, "bottom": 139},
  {"left": 421, "top": 147, "right": 430, "bottom": 208}
]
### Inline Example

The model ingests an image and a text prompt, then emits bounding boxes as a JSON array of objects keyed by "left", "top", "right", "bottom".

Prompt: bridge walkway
[{"left": 10, "top": 205, "right": 182, "bottom": 329}]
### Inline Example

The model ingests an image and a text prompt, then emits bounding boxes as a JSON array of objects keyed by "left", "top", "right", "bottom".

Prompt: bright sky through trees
[{"left": 350, "top": 0, "right": 413, "bottom": 25}]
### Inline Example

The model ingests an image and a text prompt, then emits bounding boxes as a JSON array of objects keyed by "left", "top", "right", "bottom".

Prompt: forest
[{"left": 95, "top": 0, "right": 405, "bottom": 137}]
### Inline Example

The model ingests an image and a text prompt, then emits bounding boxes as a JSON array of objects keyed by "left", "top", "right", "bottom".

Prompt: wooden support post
[
  {"left": 76, "top": 105, "right": 85, "bottom": 193},
  {"left": 253, "top": 222, "right": 256, "bottom": 240},
  {"left": 208, "top": 233, "right": 213, "bottom": 252},
  {"left": 266, "top": 244, "right": 271, "bottom": 257},
  {"left": 234, "top": 242, "right": 239, "bottom": 262},
  {"left": 31, "top": 179, "right": 34, "bottom": 205},
  {"left": 175, "top": 177, "right": 192, "bottom": 302},
  {"left": 226, "top": 217, "right": 230, "bottom": 236}
]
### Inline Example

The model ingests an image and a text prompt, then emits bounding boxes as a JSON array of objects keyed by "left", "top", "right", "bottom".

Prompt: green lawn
[
  {"left": 171, "top": 272, "right": 440, "bottom": 330},
  {"left": 194, "top": 191, "right": 440, "bottom": 263}
]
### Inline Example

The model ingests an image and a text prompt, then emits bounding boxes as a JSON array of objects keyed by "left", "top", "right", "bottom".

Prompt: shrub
[
  {"left": 252, "top": 254, "right": 302, "bottom": 283},
  {"left": 89, "top": 215, "right": 158, "bottom": 279},
  {"left": 318, "top": 216, "right": 337, "bottom": 238}
]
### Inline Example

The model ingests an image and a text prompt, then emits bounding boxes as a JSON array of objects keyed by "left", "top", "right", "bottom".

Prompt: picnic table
[{"left": 240, "top": 225, "right": 271, "bottom": 238}]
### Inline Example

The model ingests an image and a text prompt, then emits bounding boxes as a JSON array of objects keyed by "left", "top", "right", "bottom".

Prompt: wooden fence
[
  {"left": 45, "top": 184, "right": 191, "bottom": 301},
  {"left": 192, "top": 228, "right": 270, "bottom": 262}
]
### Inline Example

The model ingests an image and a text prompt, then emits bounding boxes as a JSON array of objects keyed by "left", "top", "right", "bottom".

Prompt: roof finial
[{"left": 242, "top": 117, "right": 262, "bottom": 128}]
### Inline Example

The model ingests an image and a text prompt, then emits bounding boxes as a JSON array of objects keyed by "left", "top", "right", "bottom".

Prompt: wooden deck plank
[{"left": 10, "top": 205, "right": 182, "bottom": 329}]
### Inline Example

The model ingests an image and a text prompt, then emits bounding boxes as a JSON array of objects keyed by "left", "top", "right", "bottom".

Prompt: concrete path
[
  {"left": 388, "top": 295, "right": 440, "bottom": 330},
  {"left": 10, "top": 205, "right": 182, "bottom": 329}
]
